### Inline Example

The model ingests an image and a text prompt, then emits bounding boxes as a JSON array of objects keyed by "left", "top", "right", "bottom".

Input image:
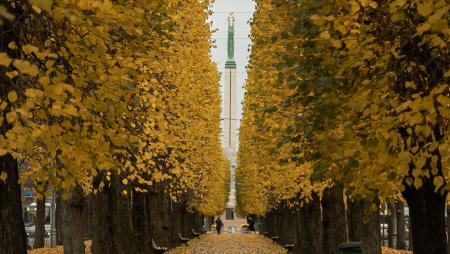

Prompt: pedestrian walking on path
[
  {"left": 248, "top": 217, "right": 256, "bottom": 234},
  {"left": 215, "top": 217, "right": 224, "bottom": 235}
]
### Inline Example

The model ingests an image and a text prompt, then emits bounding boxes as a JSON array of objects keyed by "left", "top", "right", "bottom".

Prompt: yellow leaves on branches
[
  {"left": 0, "top": 0, "right": 228, "bottom": 214},
  {"left": 238, "top": 0, "right": 450, "bottom": 217}
]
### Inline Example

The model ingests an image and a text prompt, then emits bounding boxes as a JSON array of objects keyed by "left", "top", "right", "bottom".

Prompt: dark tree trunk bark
[
  {"left": 402, "top": 173, "right": 448, "bottom": 253},
  {"left": 295, "top": 192, "right": 322, "bottom": 254},
  {"left": 206, "top": 216, "right": 213, "bottom": 231},
  {"left": 81, "top": 194, "right": 93, "bottom": 240},
  {"left": 270, "top": 209, "right": 278, "bottom": 237},
  {"left": 347, "top": 199, "right": 363, "bottom": 242},
  {"left": 0, "top": 153, "right": 27, "bottom": 254},
  {"left": 448, "top": 206, "right": 450, "bottom": 254},
  {"left": 148, "top": 187, "right": 169, "bottom": 249},
  {"left": 361, "top": 199, "right": 381, "bottom": 254},
  {"left": 321, "top": 188, "right": 347, "bottom": 253},
  {"left": 60, "top": 185, "right": 86, "bottom": 254},
  {"left": 279, "top": 200, "right": 297, "bottom": 246},
  {"left": 408, "top": 217, "right": 413, "bottom": 251},
  {"left": 132, "top": 188, "right": 150, "bottom": 254},
  {"left": 34, "top": 194, "right": 46, "bottom": 248},
  {"left": 92, "top": 170, "right": 135, "bottom": 254},
  {"left": 396, "top": 201, "right": 406, "bottom": 250},
  {"left": 387, "top": 202, "right": 395, "bottom": 248},
  {"left": 56, "top": 191, "right": 63, "bottom": 245},
  {"left": 0, "top": 2, "right": 28, "bottom": 253},
  {"left": 264, "top": 208, "right": 278, "bottom": 238},
  {"left": 399, "top": 118, "right": 448, "bottom": 254}
]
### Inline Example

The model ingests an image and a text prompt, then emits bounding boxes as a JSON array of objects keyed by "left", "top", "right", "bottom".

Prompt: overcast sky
[{"left": 208, "top": 0, "right": 256, "bottom": 147}]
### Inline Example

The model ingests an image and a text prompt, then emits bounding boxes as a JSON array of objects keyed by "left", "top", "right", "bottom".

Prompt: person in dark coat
[
  {"left": 215, "top": 217, "right": 223, "bottom": 235},
  {"left": 248, "top": 217, "right": 256, "bottom": 234}
]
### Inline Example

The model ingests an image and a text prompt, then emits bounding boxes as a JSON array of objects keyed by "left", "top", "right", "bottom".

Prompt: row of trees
[
  {"left": 0, "top": 0, "right": 229, "bottom": 253},
  {"left": 237, "top": 0, "right": 450, "bottom": 253}
]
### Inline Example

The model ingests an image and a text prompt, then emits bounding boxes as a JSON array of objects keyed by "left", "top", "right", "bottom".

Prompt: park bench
[
  {"left": 191, "top": 229, "right": 201, "bottom": 239},
  {"left": 284, "top": 244, "right": 294, "bottom": 253},
  {"left": 152, "top": 239, "right": 168, "bottom": 253},
  {"left": 179, "top": 233, "right": 190, "bottom": 246},
  {"left": 270, "top": 236, "right": 279, "bottom": 244}
]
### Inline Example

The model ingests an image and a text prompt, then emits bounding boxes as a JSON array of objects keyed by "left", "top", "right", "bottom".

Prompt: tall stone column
[
  {"left": 223, "top": 68, "right": 237, "bottom": 151},
  {"left": 223, "top": 12, "right": 237, "bottom": 152},
  {"left": 217, "top": 13, "right": 246, "bottom": 232}
]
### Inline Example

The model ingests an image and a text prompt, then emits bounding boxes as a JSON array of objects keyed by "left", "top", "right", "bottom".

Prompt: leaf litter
[
  {"left": 27, "top": 240, "right": 91, "bottom": 254},
  {"left": 26, "top": 238, "right": 411, "bottom": 253}
]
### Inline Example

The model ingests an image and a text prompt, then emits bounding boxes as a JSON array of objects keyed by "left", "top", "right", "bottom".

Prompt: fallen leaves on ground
[
  {"left": 382, "top": 246, "right": 412, "bottom": 254},
  {"left": 27, "top": 240, "right": 92, "bottom": 254},
  {"left": 169, "top": 234, "right": 286, "bottom": 254},
  {"left": 27, "top": 239, "right": 409, "bottom": 254}
]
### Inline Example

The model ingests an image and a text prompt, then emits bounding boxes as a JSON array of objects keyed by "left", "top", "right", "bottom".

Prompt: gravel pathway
[{"left": 180, "top": 234, "right": 286, "bottom": 254}]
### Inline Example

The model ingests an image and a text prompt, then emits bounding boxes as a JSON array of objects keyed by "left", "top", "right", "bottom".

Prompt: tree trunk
[
  {"left": 321, "top": 188, "right": 347, "bottom": 253},
  {"left": 295, "top": 192, "right": 322, "bottom": 254},
  {"left": 387, "top": 202, "right": 395, "bottom": 248},
  {"left": 400, "top": 119, "right": 448, "bottom": 254},
  {"left": 361, "top": 199, "right": 381, "bottom": 254},
  {"left": 92, "top": 170, "right": 135, "bottom": 254},
  {"left": 132, "top": 188, "right": 150, "bottom": 254},
  {"left": 34, "top": 194, "right": 46, "bottom": 248},
  {"left": 56, "top": 191, "right": 63, "bottom": 245},
  {"left": 396, "top": 201, "right": 406, "bottom": 250},
  {"left": 60, "top": 185, "right": 86, "bottom": 254},
  {"left": 206, "top": 216, "right": 214, "bottom": 231},
  {"left": 347, "top": 199, "right": 363, "bottom": 241},
  {"left": 402, "top": 175, "right": 448, "bottom": 253},
  {"left": 0, "top": 153, "right": 27, "bottom": 254},
  {"left": 81, "top": 194, "right": 93, "bottom": 240},
  {"left": 279, "top": 200, "right": 297, "bottom": 246},
  {"left": 408, "top": 217, "right": 413, "bottom": 251},
  {"left": 0, "top": 2, "right": 28, "bottom": 252},
  {"left": 448, "top": 206, "right": 450, "bottom": 254}
]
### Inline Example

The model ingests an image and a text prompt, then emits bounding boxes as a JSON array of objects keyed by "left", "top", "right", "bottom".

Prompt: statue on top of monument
[{"left": 226, "top": 13, "right": 235, "bottom": 64}]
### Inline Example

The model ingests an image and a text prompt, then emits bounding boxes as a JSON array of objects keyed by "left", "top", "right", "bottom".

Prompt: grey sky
[{"left": 208, "top": 0, "right": 256, "bottom": 147}]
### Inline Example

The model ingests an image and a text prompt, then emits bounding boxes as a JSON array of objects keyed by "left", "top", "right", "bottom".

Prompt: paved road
[{"left": 180, "top": 234, "right": 286, "bottom": 254}]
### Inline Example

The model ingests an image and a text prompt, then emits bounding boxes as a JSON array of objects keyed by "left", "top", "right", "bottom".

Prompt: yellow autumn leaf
[
  {"left": 0, "top": 8, "right": 15, "bottom": 21},
  {"left": 7, "top": 91, "right": 17, "bottom": 103},
  {"left": 434, "top": 176, "right": 444, "bottom": 190},
  {"left": 28, "top": 0, "right": 52, "bottom": 11},
  {"left": 320, "top": 31, "right": 330, "bottom": 39},
  {"left": 0, "top": 172, "right": 7, "bottom": 182},
  {"left": 351, "top": 1, "right": 361, "bottom": 13},
  {"left": 5, "top": 71, "right": 18, "bottom": 78},
  {"left": 414, "top": 177, "right": 423, "bottom": 189},
  {"left": 417, "top": 2, "right": 434, "bottom": 17},
  {"left": 0, "top": 52, "right": 12, "bottom": 67}
]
